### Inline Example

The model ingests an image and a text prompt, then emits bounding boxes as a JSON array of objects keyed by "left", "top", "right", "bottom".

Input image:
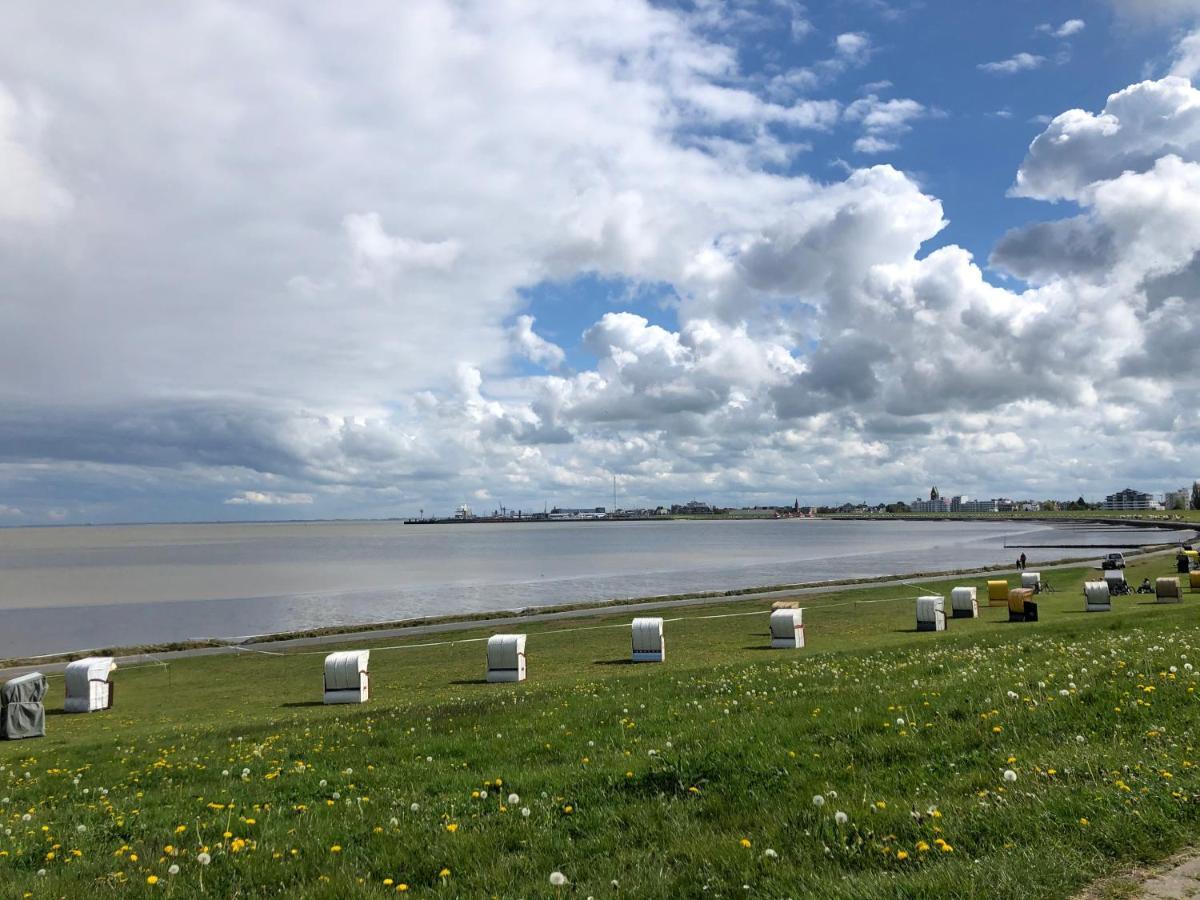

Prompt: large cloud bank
[{"left": 1, "top": 2, "right": 1199, "bottom": 520}]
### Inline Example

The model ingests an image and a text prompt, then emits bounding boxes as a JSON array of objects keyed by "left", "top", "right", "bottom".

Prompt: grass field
[{"left": 3, "top": 556, "right": 1200, "bottom": 897}]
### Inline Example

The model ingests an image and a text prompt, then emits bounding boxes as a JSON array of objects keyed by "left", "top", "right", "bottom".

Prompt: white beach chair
[
  {"left": 915, "top": 596, "right": 946, "bottom": 632},
  {"left": 1083, "top": 581, "right": 1111, "bottom": 612},
  {"left": 1156, "top": 577, "right": 1182, "bottom": 604},
  {"left": 1103, "top": 570, "right": 1127, "bottom": 594},
  {"left": 631, "top": 617, "right": 665, "bottom": 662},
  {"left": 1021, "top": 571, "right": 1041, "bottom": 592},
  {"left": 323, "top": 650, "right": 370, "bottom": 704},
  {"left": 486, "top": 634, "right": 527, "bottom": 683},
  {"left": 950, "top": 586, "right": 978, "bottom": 619},
  {"left": 63, "top": 657, "right": 115, "bottom": 713},
  {"left": 1, "top": 672, "right": 47, "bottom": 740},
  {"left": 769, "top": 608, "right": 805, "bottom": 649}
]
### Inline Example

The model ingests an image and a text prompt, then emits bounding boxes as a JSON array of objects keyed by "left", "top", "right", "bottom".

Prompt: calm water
[{"left": 0, "top": 519, "right": 1188, "bottom": 657}]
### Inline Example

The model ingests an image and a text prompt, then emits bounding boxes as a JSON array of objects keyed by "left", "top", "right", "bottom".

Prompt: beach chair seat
[
  {"left": 769, "top": 608, "right": 805, "bottom": 648},
  {"left": 916, "top": 596, "right": 946, "bottom": 632},
  {"left": 323, "top": 650, "right": 369, "bottom": 704},
  {"left": 63, "top": 657, "right": 115, "bottom": 713},
  {"left": 1, "top": 673, "right": 46, "bottom": 740},
  {"left": 631, "top": 617, "right": 665, "bottom": 662},
  {"left": 487, "top": 634, "right": 527, "bottom": 683},
  {"left": 1083, "top": 581, "right": 1111, "bottom": 612},
  {"left": 950, "top": 586, "right": 978, "bottom": 619}
]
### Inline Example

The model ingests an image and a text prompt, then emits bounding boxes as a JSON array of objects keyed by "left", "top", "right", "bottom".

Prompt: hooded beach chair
[
  {"left": 987, "top": 580, "right": 1010, "bottom": 607},
  {"left": 323, "top": 650, "right": 369, "bottom": 704},
  {"left": 486, "top": 634, "right": 527, "bottom": 683},
  {"left": 769, "top": 608, "right": 805, "bottom": 648},
  {"left": 1104, "top": 570, "right": 1127, "bottom": 595},
  {"left": 950, "top": 586, "right": 978, "bottom": 619},
  {"left": 1008, "top": 588, "right": 1038, "bottom": 623},
  {"left": 1156, "top": 577, "right": 1182, "bottom": 604},
  {"left": 1083, "top": 581, "right": 1111, "bottom": 612},
  {"left": 915, "top": 596, "right": 946, "bottom": 632},
  {"left": 630, "top": 617, "right": 665, "bottom": 662},
  {"left": 63, "top": 657, "right": 115, "bottom": 713},
  {"left": 1, "top": 673, "right": 46, "bottom": 740},
  {"left": 1020, "top": 571, "right": 1041, "bottom": 592},
  {"left": 1191, "top": 571, "right": 1200, "bottom": 593}
]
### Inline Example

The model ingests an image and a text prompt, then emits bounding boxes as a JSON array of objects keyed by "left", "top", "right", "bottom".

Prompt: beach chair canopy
[
  {"left": 487, "top": 634, "right": 527, "bottom": 682},
  {"left": 1008, "top": 588, "right": 1033, "bottom": 615},
  {"left": 987, "top": 580, "right": 1009, "bottom": 603},
  {"left": 323, "top": 650, "right": 369, "bottom": 704},
  {"left": 633, "top": 619, "right": 662, "bottom": 652},
  {"left": 1, "top": 672, "right": 47, "bottom": 705},
  {"left": 916, "top": 595, "right": 945, "bottom": 628},
  {"left": 1083, "top": 581, "right": 1111, "bottom": 610},
  {"left": 1190, "top": 571, "right": 1200, "bottom": 590},
  {"left": 63, "top": 657, "right": 115, "bottom": 713},
  {"left": 1103, "top": 570, "right": 1126, "bottom": 585},
  {"left": 951, "top": 586, "right": 977, "bottom": 612},
  {"left": 1021, "top": 572, "right": 1041, "bottom": 590},
  {"left": 1, "top": 672, "right": 46, "bottom": 741}
]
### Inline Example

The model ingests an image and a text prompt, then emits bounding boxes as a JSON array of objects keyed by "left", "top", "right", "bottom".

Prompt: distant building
[
  {"left": 958, "top": 499, "right": 999, "bottom": 513},
  {"left": 549, "top": 506, "right": 607, "bottom": 519},
  {"left": 1102, "top": 488, "right": 1160, "bottom": 510},
  {"left": 671, "top": 500, "right": 714, "bottom": 514},
  {"left": 1165, "top": 487, "right": 1191, "bottom": 510},
  {"left": 910, "top": 496, "right": 952, "bottom": 513}
]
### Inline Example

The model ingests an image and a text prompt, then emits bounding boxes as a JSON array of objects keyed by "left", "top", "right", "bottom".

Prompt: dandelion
[
  {"left": 763, "top": 848, "right": 778, "bottom": 859},
  {"left": 550, "top": 871, "right": 568, "bottom": 886},
  {"left": 168, "top": 864, "right": 180, "bottom": 876},
  {"left": 197, "top": 852, "right": 211, "bottom": 865},
  {"left": 330, "top": 845, "right": 342, "bottom": 854},
  {"left": 896, "top": 850, "right": 909, "bottom": 861},
  {"left": 445, "top": 823, "right": 458, "bottom": 833},
  {"left": 812, "top": 794, "right": 825, "bottom": 807},
  {"left": 147, "top": 875, "right": 159, "bottom": 885},
  {"left": 834, "top": 811, "right": 848, "bottom": 825},
  {"left": 740, "top": 838, "right": 752, "bottom": 848},
  {"left": 521, "top": 807, "right": 531, "bottom": 818},
  {"left": 410, "top": 803, "right": 420, "bottom": 813},
  {"left": 1003, "top": 769, "right": 1017, "bottom": 783},
  {"left": 508, "top": 793, "right": 520, "bottom": 805}
]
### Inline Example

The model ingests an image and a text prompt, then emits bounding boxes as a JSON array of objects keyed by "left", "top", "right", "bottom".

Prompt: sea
[{"left": 0, "top": 518, "right": 1189, "bottom": 657}]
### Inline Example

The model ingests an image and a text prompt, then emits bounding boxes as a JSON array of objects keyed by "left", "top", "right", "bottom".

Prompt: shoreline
[{"left": 1, "top": 537, "right": 1188, "bottom": 675}]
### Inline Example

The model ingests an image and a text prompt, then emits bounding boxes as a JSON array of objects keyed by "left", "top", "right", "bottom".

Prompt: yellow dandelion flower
[{"left": 740, "top": 838, "right": 752, "bottom": 848}]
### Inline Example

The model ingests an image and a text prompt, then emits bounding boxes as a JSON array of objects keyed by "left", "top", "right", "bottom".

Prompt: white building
[{"left": 1102, "top": 488, "right": 1161, "bottom": 511}]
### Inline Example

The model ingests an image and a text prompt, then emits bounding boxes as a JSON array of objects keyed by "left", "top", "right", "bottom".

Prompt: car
[{"left": 1101, "top": 552, "right": 1126, "bottom": 570}]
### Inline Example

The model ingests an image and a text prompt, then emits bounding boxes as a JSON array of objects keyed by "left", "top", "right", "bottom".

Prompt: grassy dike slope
[{"left": 2, "top": 557, "right": 1199, "bottom": 898}]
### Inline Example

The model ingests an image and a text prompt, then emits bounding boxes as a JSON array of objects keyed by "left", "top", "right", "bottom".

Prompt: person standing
[{"left": 1019, "top": 552, "right": 1027, "bottom": 570}]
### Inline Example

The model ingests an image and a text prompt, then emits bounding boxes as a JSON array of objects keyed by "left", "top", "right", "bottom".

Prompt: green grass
[{"left": 3, "top": 557, "right": 1200, "bottom": 897}]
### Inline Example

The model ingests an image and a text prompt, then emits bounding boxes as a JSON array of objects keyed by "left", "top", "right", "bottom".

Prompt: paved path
[
  {"left": 1078, "top": 849, "right": 1200, "bottom": 898},
  {"left": 0, "top": 544, "right": 1185, "bottom": 681}
]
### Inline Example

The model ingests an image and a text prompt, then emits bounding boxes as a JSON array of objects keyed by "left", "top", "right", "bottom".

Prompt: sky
[{"left": 3, "top": 0, "right": 1200, "bottom": 523}]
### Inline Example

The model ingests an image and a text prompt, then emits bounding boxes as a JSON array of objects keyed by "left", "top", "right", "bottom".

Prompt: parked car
[{"left": 1101, "top": 552, "right": 1126, "bottom": 570}]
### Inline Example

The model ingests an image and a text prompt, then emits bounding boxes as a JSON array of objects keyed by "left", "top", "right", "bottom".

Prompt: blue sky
[
  {"left": 2, "top": 0, "right": 1200, "bottom": 522},
  {"left": 520, "top": 0, "right": 1181, "bottom": 376}
]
